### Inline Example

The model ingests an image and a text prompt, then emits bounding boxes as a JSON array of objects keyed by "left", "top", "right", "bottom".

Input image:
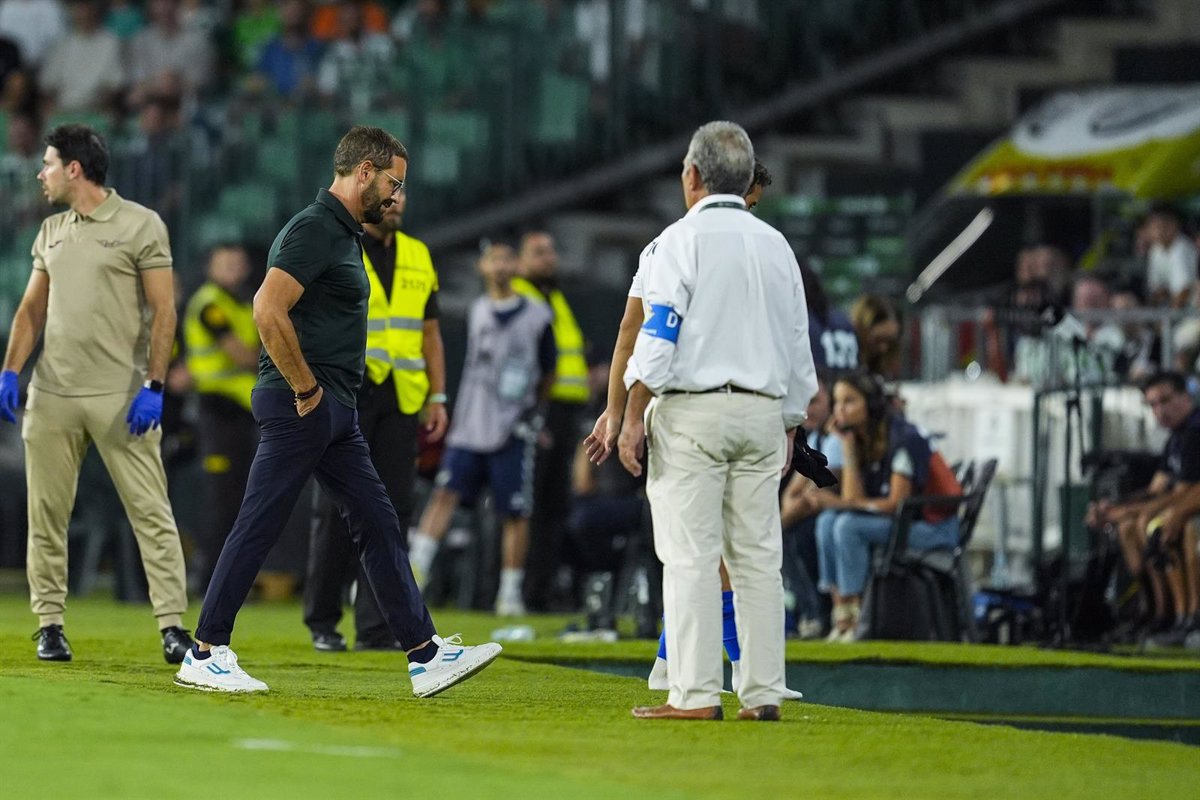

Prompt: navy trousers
[{"left": 195, "top": 389, "right": 435, "bottom": 648}]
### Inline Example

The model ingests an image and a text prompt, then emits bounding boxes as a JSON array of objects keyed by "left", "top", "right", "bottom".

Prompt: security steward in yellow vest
[
  {"left": 183, "top": 244, "right": 261, "bottom": 593},
  {"left": 513, "top": 231, "right": 590, "bottom": 611},
  {"left": 303, "top": 188, "right": 449, "bottom": 651}
]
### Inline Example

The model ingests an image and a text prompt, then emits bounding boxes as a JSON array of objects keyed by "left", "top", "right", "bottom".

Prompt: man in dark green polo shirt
[{"left": 176, "top": 126, "right": 501, "bottom": 697}]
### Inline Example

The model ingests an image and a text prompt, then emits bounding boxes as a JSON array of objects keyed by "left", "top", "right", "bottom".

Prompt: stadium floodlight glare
[{"left": 906, "top": 207, "right": 994, "bottom": 304}]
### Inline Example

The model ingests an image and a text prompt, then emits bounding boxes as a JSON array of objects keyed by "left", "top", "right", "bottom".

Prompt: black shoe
[
  {"left": 353, "top": 636, "right": 402, "bottom": 651},
  {"left": 33, "top": 625, "right": 72, "bottom": 662},
  {"left": 161, "top": 626, "right": 194, "bottom": 664},
  {"left": 312, "top": 631, "right": 347, "bottom": 652}
]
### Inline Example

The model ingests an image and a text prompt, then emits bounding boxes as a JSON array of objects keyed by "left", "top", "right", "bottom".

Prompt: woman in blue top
[{"left": 812, "top": 371, "right": 960, "bottom": 641}]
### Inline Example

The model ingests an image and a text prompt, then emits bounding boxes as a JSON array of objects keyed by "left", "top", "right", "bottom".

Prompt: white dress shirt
[
  {"left": 624, "top": 193, "right": 818, "bottom": 429},
  {"left": 1148, "top": 234, "right": 1199, "bottom": 298}
]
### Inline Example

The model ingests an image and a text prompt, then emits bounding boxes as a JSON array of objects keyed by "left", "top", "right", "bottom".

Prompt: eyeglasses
[{"left": 379, "top": 168, "right": 406, "bottom": 197}]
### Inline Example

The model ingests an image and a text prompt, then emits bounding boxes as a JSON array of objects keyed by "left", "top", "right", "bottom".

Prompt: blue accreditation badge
[{"left": 642, "top": 304, "right": 682, "bottom": 343}]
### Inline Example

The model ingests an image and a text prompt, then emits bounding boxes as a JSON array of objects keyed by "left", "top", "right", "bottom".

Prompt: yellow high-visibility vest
[
  {"left": 512, "top": 276, "right": 589, "bottom": 404},
  {"left": 184, "top": 282, "right": 259, "bottom": 411},
  {"left": 363, "top": 232, "right": 438, "bottom": 414}
]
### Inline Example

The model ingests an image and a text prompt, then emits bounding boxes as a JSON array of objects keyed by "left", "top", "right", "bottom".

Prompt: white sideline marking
[{"left": 234, "top": 738, "right": 401, "bottom": 759}]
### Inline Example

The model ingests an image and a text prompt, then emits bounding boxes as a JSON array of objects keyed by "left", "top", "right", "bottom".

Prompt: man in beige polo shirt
[{"left": 0, "top": 124, "right": 192, "bottom": 664}]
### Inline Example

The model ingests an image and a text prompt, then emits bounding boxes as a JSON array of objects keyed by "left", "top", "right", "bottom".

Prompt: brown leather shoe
[
  {"left": 737, "top": 705, "right": 781, "bottom": 721},
  {"left": 631, "top": 703, "right": 724, "bottom": 721}
]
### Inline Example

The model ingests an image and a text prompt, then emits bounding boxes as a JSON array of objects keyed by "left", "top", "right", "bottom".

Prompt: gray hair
[{"left": 684, "top": 121, "right": 755, "bottom": 196}]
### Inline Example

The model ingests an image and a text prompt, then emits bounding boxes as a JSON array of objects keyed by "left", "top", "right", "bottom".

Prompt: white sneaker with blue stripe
[
  {"left": 174, "top": 646, "right": 269, "bottom": 693},
  {"left": 409, "top": 634, "right": 502, "bottom": 698}
]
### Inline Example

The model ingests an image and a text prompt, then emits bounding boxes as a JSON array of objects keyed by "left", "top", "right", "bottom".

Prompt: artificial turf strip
[
  {"left": 506, "top": 638, "right": 1200, "bottom": 673},
  {"left": 1, "top": 596, "right": 1198, "bottom": 800}
]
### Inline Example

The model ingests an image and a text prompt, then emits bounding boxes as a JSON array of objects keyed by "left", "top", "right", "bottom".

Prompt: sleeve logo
[{"left": 641, "top": 303, "right": 682, "bottom": 343}]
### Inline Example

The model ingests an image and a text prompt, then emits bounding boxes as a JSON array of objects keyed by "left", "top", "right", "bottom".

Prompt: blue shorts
[{"left": 435, "top": 436, "right": 533, "bottom": 518}]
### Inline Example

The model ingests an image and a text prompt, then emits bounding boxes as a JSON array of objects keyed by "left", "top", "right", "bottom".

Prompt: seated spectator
[
  {"left": 0, "top": 0, "right": 66, "bottom": 69},
  {"left": 400, "top": 0, "right": 475, "bottom": 109},
  {"left": 105, "top": 0, "right": 144, "bottom": 40},
  {"left": 315, "top": 0, "right": 394, "bottom": 102},
  {"left": 1111, "top": 282, "right": 1160, "bottom": 383},
  {"left": 811, "top": 370, "right": 961, "bottom": 641},
  {"left": 112, "top": 91, "right": 186, "bottom": 233},
  {"left": 251, "top": 0, "right": 323, "bottom": 101},
  {"left": 126, "top": 0, "right": 215, "bottom": 106},
  {"left": 850, "top": 294, "right": 902, "bottom": 380},
  {"left": 0, "top": 32, "right": 30, "bottom": 112},
  {"left": 779, "top": 371, "right": 842, "bottom": 639},
  {"left": 311, "top": 0, "right": 388, "bottom": 40},
  {"left": 1087, "top": 371, "right": 1200, "bottom": 642},
  {"left": 391, "top": 0, "right": 449, "bottom": 43},
  {"left": 1017, "top": 243, "right": 1073, "bottom": 309},
  {"left": 1145, "top": 204, "right": 1198, "bottom": 309},
  {"left": 0, "top": 109, "right": 45, "bottom": 229},
  {"left": 233, "top": 0, "right": 282, "bottom": 70},
  {"left": 1151, "top": 472, "right": 1200, "bottom": 651},
  {"left": 1012, "top": 272, "right": 1123, "bottom": 388},
  {"left": 39, "top": 0, "right": 124, "bottom": 115},
  {"left": 802, "top": 261, "right": 858, "bottom": 372}
]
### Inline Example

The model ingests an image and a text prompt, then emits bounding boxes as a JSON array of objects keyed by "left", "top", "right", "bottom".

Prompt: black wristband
[
  {"left": 144, "top": 379, "right": 164, "bottom": 394},
  {"left": 295, "top": 384, "right": 320, "bottom": 401}
]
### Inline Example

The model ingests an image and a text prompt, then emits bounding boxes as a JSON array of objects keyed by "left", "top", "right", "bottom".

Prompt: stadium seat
[
  {"left": 216, "top": 185, "right": 279, "bottom": 243},
  {"left": 534, "top": 72, "right": 590, "bottom": 147},
  {"left": 360, "top": 110, "right": 412, "bottom": 144},
  {"left": 426, "top": 110, "right": 489, "bottom": 151}
]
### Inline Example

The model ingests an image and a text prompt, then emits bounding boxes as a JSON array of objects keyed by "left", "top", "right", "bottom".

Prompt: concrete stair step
[{"left": 846, "top": 95, "right": 968, "bottom": 131}]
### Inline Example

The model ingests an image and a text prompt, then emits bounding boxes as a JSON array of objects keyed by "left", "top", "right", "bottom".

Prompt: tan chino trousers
[
  {"left": 22, "top": 386, "right": 187, "bottom": 629},
  {"left": 646, "top": 392, "right": 787, "bottom": 711}
]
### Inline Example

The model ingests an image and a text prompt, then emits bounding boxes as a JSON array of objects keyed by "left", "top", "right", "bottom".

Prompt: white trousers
[{"left": 646, "top": 392, "right": 786, "bottom": 710}]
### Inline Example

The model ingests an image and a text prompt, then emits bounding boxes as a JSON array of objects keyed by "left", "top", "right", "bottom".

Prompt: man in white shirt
[
  {"left": 39, "top": 0, "right": 125, "bottom": 114},
  {"left": 1146, "top": 205, "right": 1198, "bottom": 309},
  {"left": 618, "top": 121, "right": 817, "bottom": 721}
]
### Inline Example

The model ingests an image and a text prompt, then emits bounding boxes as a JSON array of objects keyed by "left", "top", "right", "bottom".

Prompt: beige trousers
[
  {"left": 22, "top": 386, "right": 187, "bottom": 629},
  {"left": 646, "top": 392, "right": 786, "bottom": 710}
]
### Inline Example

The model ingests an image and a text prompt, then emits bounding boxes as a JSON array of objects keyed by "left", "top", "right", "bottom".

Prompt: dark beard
[{"left": 361, "top": 183, "right": 387, "bottom": 224}]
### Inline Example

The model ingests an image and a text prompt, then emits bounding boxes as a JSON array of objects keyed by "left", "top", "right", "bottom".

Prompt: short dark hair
[
  {"left": 1141, "top": 370, "right": 1188, "bottom": 396},
  {"left": 333, "top": 126, "right": 407, "bottom": 176},
  {"left": 751, "top": 159, "right": 772, "bottom": 190},
  {"left": 44, "top": 124, "right": 108, "bottom": 185},
  {"left": 1148, "top": 203, "right": 1182, "bottom": 226}
]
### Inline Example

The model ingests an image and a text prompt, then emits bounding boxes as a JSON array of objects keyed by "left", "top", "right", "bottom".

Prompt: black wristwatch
[{"left": 144, "top": 379, "right": 164, "bottom": 394}]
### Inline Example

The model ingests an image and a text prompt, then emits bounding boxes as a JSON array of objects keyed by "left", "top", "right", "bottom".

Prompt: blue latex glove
[
  {"left": 126, "top": 387, "right": 163, "bottom": 435},
  {"left": 0, "top": 370, "right": 18, "bottom": 423}
]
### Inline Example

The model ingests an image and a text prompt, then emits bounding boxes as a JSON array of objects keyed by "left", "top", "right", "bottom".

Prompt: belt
[{"left": 662, "top": 383, "right": 780, "bottom": 400}]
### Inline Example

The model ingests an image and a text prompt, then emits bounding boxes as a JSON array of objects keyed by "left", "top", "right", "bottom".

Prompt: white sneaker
[
  {"left": 798, "top": 618, "right": 823, "bottom": 640},
  {"left": 174, "top": 646, "right": 269, "bottom": 693},
  {"left": 731, "top": 661, "right": 804, "bottom": 701},
  {"left": 647, "top": 656, "right": 668, "bottom": 690},
  {"left": 494, "top": 595, "right": 526, "bottom": 617},
  {"left": 409, "top": 634, "right": 502, "bottom": 698}
]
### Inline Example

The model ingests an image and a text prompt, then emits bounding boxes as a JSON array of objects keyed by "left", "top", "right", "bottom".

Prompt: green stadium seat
[
  {"left": 426, "top": 111, "right": 489, "bottom": 151},
  {"left": 359, "top": 111, "right": 412, "bottom": 145},
  {"left": 414, "top": 143, "right": 460, "bottom": 187},
  {"left": 192, "top": 214, "right": 245, "bottom": 251},
  {"left": 256, "top": 136, "right": 300, "bottom": 190},
  {"left": 534, "top": 72, "right": 590, "bottom": 146},
  {"left": 217, "top": 185, "right": 279, "bottom": 242},
  {"left": 45, "top": 112, "right": 113, "bottom": 139}
]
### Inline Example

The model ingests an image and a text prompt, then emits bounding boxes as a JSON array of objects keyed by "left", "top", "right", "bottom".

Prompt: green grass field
[{"left": 1, "top": 594, "right": 1197, "bottom": 800}]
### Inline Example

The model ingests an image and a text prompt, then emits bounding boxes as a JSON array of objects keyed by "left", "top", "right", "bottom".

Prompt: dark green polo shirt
[{"left": 256, "top": 188, "right": 368, "bottom": 408}]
